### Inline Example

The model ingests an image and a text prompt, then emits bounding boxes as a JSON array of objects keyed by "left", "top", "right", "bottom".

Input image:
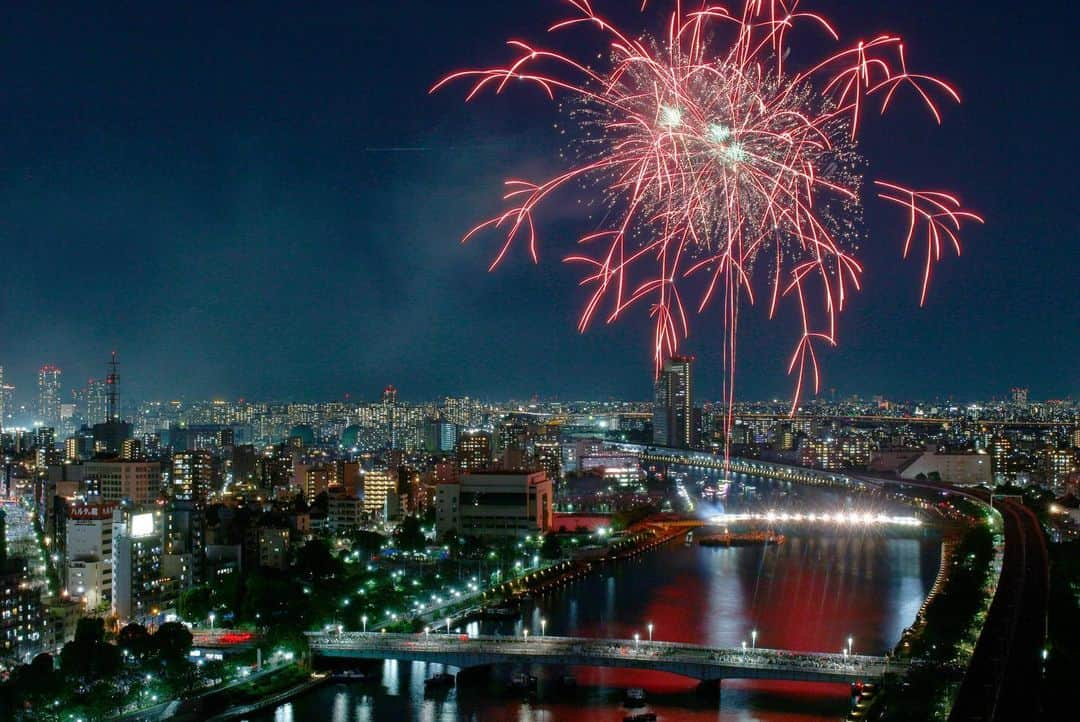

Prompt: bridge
[
  {"left": 307, "top": 632, "right": 902, "bottom": 684},
  {"left": 611, "top": 443, "right": 883, "bottom": 490}
]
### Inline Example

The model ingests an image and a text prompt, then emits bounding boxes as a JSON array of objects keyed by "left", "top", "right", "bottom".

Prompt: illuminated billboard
[{"left": 130, "top": 512, "right": 155, "bottom": 538}]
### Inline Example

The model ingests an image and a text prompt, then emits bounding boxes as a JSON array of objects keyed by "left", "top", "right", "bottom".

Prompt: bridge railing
[{"left": 306, "top": 632, "right": 899, "bottom": 674}]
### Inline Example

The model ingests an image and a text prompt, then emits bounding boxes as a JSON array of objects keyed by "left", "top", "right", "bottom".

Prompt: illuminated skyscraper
[
  {"left": 37, "top": 365, "right": 62, "bottom": 425},
  {"left": 652, "top": 355, "right": 694, "bottom": 449},
  {"left": 85, "top": 378, "right": 108, "bottom": 426},
  {"left": 1010, "top": 387, "right": 1029, "bottom": 405},
  {"left": 989, "top": 434, "right": 1013, "bottom": 482}
]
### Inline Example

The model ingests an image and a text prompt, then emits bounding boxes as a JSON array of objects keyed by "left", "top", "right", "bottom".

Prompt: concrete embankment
[{"left": 202, "top": 675, "right": 329, "bottom": 722}]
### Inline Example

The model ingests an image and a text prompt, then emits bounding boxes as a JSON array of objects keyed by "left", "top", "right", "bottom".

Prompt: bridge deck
[{"left": 308, "top": 632, "right": 901, "bottom": 684}]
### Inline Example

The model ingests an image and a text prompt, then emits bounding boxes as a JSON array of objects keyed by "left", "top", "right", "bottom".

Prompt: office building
[
  {"left": 64, "top": 502, "right": 117, "bottom": 610},
  {"left": 423, "top": 416, "right": 457, "bottom": 454},
  {"left": 435, "top": 470, "right": 553, "bottom": 538},
  {"left": 84, "top": 460, "right": 161, "bottom": 504},
  {"left": 111, "top": 506, "right": 169, "bottom": 622},
  {"left": 900, "top": 452, "right": 991, "bottom": 485},
  {"left": 580, "top": 452, "right": 642, "bottom": 487}
]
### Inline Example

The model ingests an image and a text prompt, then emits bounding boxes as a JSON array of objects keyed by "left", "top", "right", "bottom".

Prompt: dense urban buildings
[{"left": 0, "top": 355, "right": 1075, "bottom": 721}]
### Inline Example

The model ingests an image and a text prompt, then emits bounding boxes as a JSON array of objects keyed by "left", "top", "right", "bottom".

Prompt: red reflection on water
[{"left": 541, "top": 535, "right": 917, "bottom": 713}]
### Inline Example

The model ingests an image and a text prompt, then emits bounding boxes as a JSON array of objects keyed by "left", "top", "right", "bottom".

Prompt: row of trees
[
  {"left": 876, "top": 522, "right": 997, "bottom": 721},
  {"left": 0, "top": 618, "right": 196, "bottom": 721}
]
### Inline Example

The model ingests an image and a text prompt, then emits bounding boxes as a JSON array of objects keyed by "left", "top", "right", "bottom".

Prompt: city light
[{"left": 709, "top": 511, "right": 922, "bottom": 527}]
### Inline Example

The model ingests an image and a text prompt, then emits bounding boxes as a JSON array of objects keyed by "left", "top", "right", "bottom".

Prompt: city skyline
[
  {"left": 0, "top": 357, "right": 1071, "bottom": 413},
  {"left": 0, "top": 0, "right": 1075, "bottom": 402}
]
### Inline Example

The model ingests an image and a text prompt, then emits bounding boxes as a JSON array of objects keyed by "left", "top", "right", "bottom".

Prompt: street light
[
  {"left": 647, "top": 623, "right": 653, "bottom": 642},
  {"left": 362, "top": 615, "right": 368, "bottom": 633},
  {"left": 209, "top": 612, "right": 215, "bottom": 630},
  {"left": 424, "top": 627, "right": 430, "bottom": 637},
  {"left": 847, "top": 635, "right": 854, "bottom": 656},
  {"left": 751, "top": 628, "right": 757, "bottom": 649},
  {"left": 523, "top": 629, "right": 529, "bottom": 643},
  {"left": 741, "top": 640, "right": 747, "bottom": 652},
  {"left": 446, "top": 617, "right": 451, "bottom": 634},
  {"left": 541, "top": 618, "right": 546, "bottom": 637},
  {"left": 634, "top": 632, "right": 640, "bottom": 649}
]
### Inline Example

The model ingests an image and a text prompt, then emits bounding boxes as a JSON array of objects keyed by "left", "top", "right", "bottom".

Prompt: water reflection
[{"left": 250, "top": 476, "right": 938, "bottom": 721}]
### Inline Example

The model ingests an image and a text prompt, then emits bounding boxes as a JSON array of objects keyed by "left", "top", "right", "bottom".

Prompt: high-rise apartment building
[
  {"left": 37, "top": 365, "right": 62, "bottom": 426},
  {"left": 359, "top": 468, "right": 397, "bottom": 515},
  {"left": 171, "top": 450, "right": 214, "bottom": 503},
  {"left": 989, "top": 434, "right": 1013, "bottom": 482},
  {"left": 1011, "top": 387, "right": 1029, "bottom": 405},
  {"left": 0, "top": 378, "right": 12, "bottom": 431},
  {"left": 652, "top": 355, "right": 694, "bottom": 449},
  {"left": 456, "top": 430, "right": 492, "bottom": 472},
  {"left": 165, "top": 499, "right": 206, "bottom": 586},
  {"left": 84, "top": 378, "right": 108, "bottom": 426}
]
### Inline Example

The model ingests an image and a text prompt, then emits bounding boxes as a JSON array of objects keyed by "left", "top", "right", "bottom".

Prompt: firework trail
[{"left": 434, "top": 0, "right": 981, "bottom": 455}]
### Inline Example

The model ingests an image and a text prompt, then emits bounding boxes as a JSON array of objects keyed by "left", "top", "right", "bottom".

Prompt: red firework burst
[{"left": 433, "top": 0, "right": 981, "bottom": 440}]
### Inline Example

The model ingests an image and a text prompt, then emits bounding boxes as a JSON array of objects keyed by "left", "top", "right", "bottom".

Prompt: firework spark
[{"left": 434, "top": 0, "right": 981, "bottom": 448}]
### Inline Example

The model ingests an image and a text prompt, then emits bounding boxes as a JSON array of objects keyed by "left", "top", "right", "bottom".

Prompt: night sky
[{"left": 0, "top": 0, "right": 1075, "bottom": 403}]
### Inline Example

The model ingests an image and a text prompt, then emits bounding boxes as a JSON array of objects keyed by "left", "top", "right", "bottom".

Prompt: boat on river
[
  {"left": 698, "top": 530, "right": 785, "bottom": 547},
  {"left": 624, "top": 713, "right": 657, "bottom": 722}
]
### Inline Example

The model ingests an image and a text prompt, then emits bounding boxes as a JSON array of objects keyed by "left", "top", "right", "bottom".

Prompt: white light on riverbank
[{"left": 708, "top": 510, "right": 922, "bottom": 527}]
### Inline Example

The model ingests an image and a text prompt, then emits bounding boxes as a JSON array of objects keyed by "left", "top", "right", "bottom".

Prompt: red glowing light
[{"left": 219, "top": 632, "right": 254, "bottom": 645}]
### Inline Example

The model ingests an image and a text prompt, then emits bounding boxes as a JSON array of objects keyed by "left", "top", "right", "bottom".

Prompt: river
[{"left": 247, "top": 472, "right": 939, "bottom": 721}]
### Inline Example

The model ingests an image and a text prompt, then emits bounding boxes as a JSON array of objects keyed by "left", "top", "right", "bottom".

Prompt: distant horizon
[{"left": 0, "top": 364, "right": 1072, "bottom": 413}]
